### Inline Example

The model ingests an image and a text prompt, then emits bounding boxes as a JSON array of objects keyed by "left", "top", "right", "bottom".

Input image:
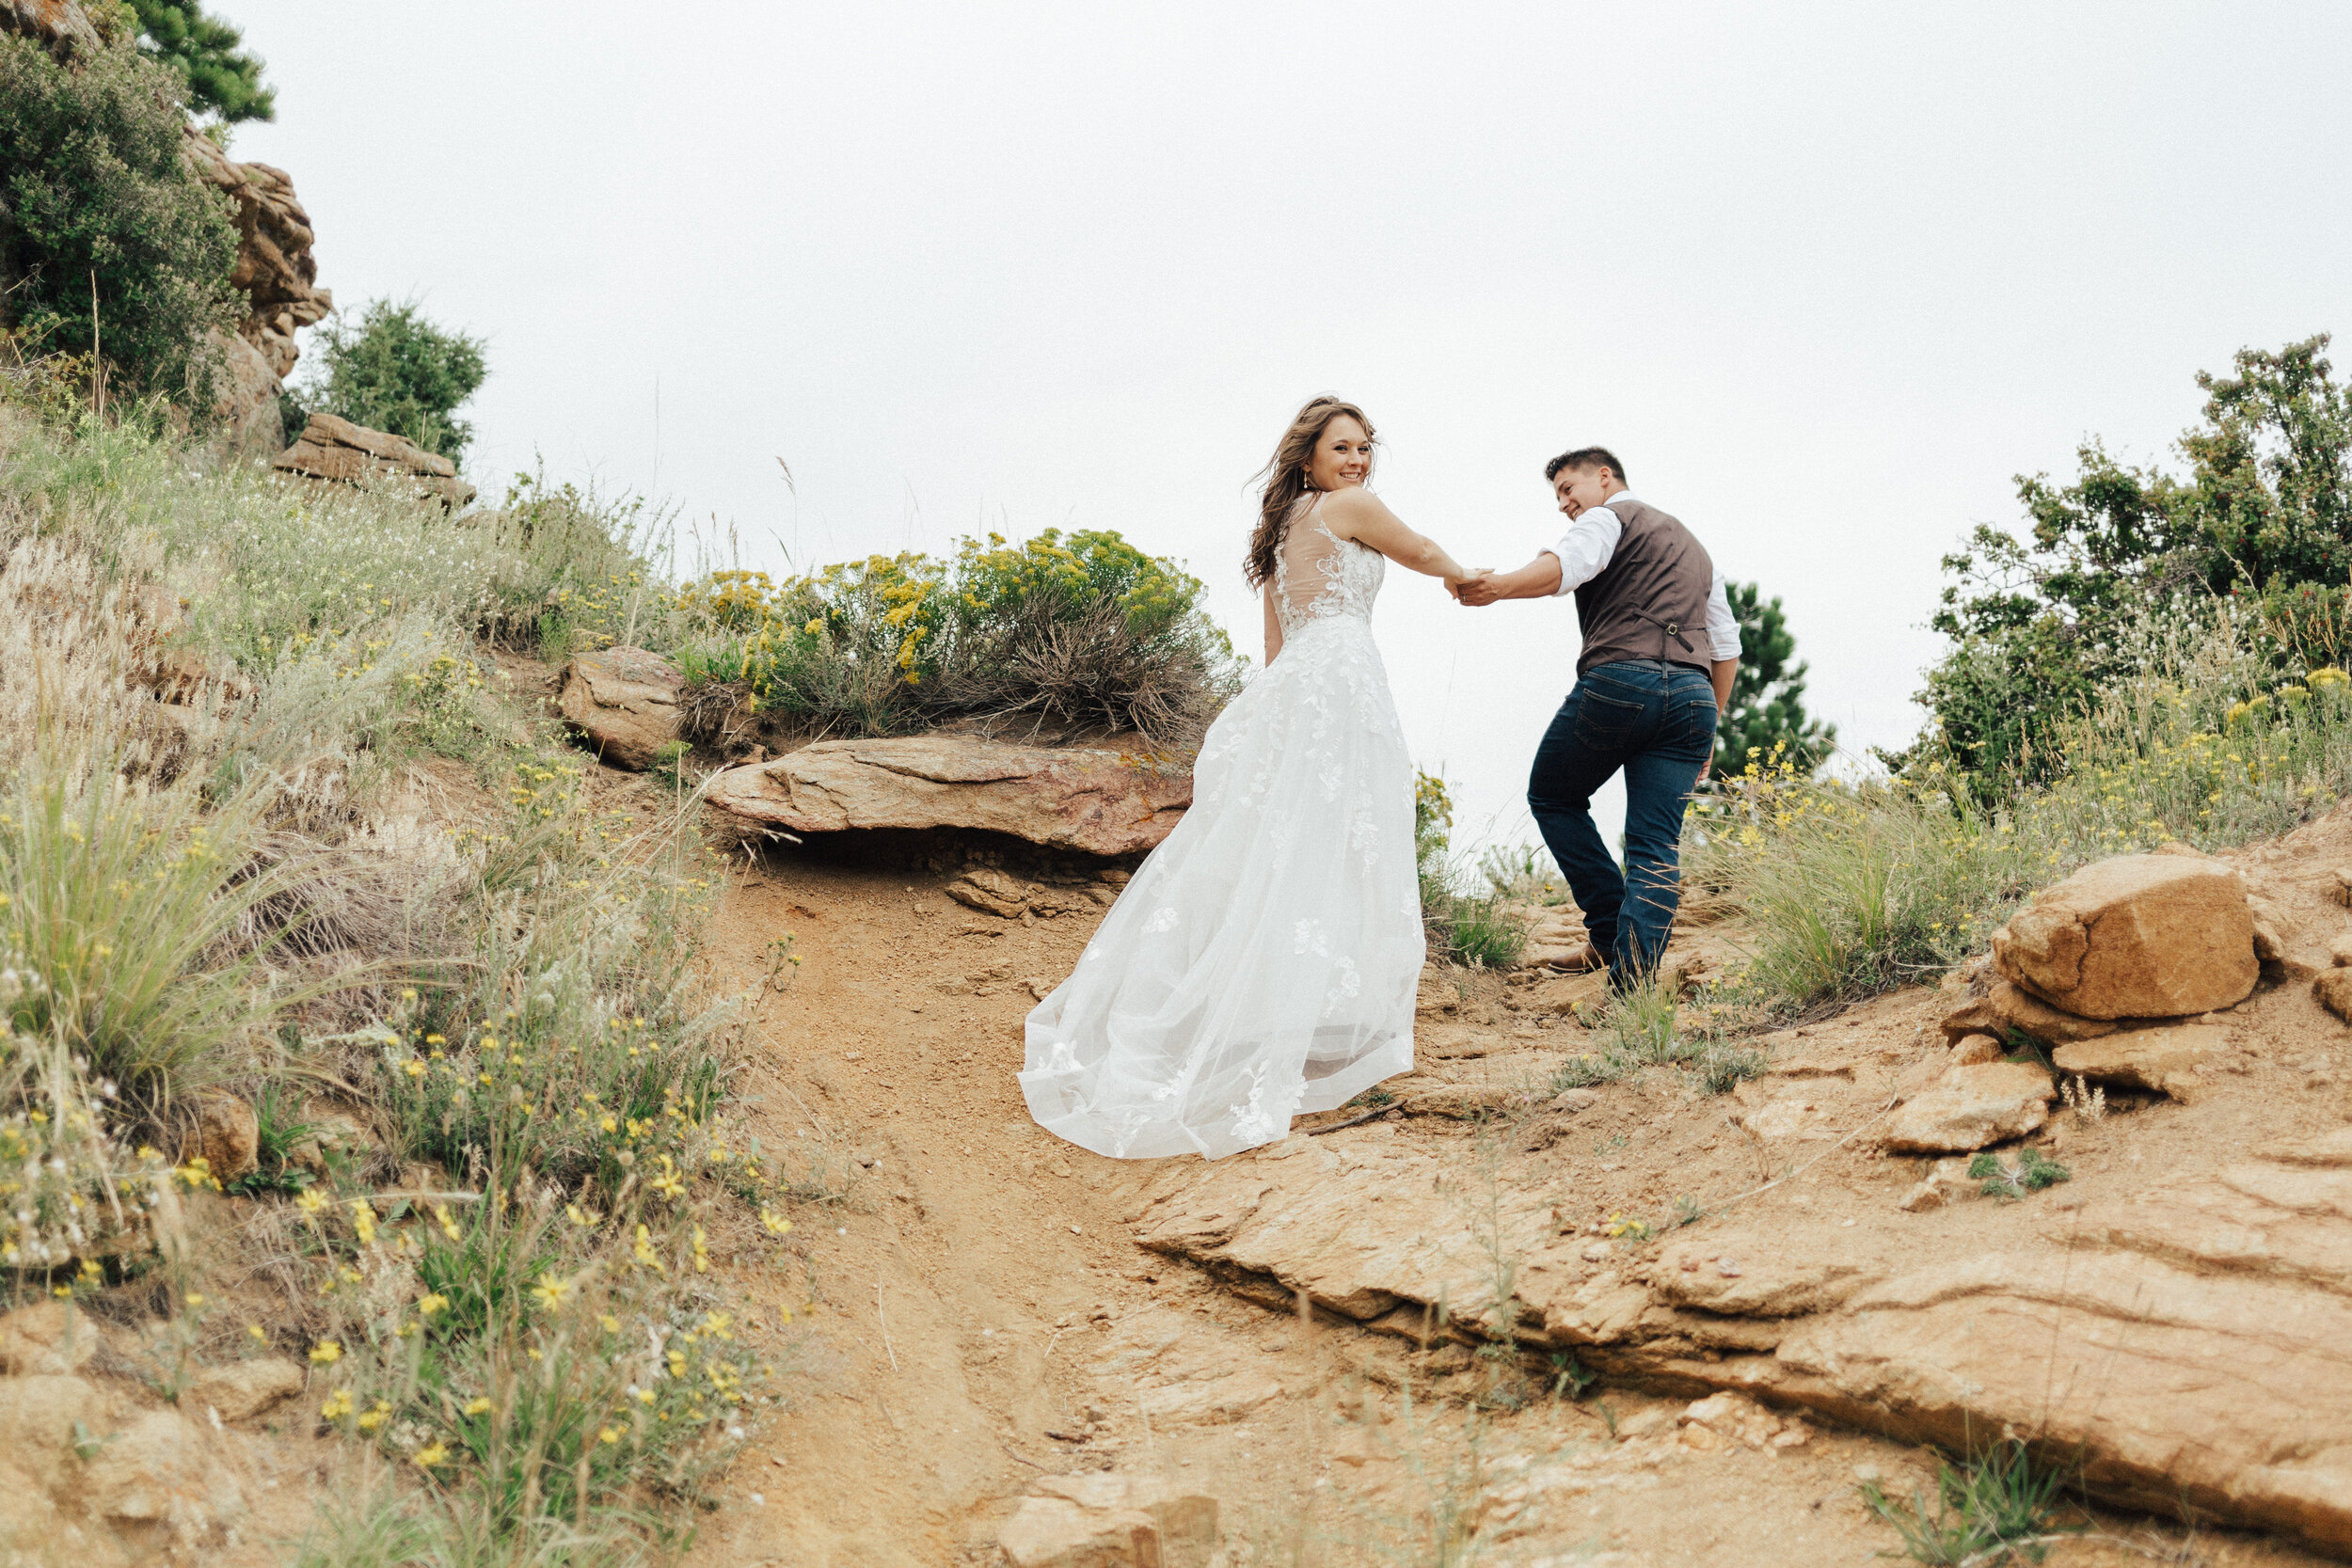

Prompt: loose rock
[
  {"left": 947, "top": 867, "right": 1030, "bottom": 918},
  {"left": 1991, "top": 853, "right": 2257, "bottom": 1019},
  {"left": 185, "top": 1090, "right": 259, "bottom": 1183},
  {"left": 0, "top": 1302, "right": 94, "bottom": 1376},
  {"left": 2051, "top": 1024, "right": 2221, "bottom": 1096},
  {"left": 556, "top": 647, "right": 682, "bottom": 770},
  {"left": 185, "top": 1356, "right": 304, "bottom": 1421},
  {"left": 1881, "top": 1061, "right": 2056, "bottom": 1154}
]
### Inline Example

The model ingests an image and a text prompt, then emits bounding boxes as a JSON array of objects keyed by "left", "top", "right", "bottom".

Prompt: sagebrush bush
[{"left": 674, "top": 528, "right": 1241, "bottom": 745}]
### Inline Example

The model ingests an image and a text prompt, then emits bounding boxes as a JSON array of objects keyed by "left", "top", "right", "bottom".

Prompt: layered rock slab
[
  {"left": 705, "top": 736, "right": 1189, "bottom": 855},
  {"left": 273, "top": 412, "right": 475, "bottom": 510},
  {"left": 1135, "top": 1124, "right": 2352, "bottom": 1555}
]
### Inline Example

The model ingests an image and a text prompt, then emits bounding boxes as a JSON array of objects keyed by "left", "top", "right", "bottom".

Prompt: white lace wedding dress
[{"left": 1021, "top": 494, "right": 1423, "bottom": 1160}]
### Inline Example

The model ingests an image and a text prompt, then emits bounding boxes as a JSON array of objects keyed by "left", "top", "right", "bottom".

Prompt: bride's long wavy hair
[{"left": 1245, "top": 395, "right": 1376, "bottom": 589}]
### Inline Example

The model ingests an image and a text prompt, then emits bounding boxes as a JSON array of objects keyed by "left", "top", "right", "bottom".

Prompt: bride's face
[{"left": 1305, "top": 417, "right": 1373, "bottom": 491}]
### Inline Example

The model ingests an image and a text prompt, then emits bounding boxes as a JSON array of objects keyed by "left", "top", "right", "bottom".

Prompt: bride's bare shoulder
[{"left": 1317, "top": 484, "right": 1386, "bottom": 532}]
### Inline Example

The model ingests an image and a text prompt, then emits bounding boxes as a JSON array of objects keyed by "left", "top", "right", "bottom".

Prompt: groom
[{"left": 1455, "top": 448, "right": 1740, "bottom": 990}]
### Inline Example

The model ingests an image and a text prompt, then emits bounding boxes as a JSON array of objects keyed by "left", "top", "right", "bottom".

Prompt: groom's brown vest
[{"left": 1572, "top": 498, "right": 1716, "bottom": 676}]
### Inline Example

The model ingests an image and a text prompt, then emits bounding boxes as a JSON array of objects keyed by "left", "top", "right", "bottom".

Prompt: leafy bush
[
  {"left": 675, "top": 528, "right": 1239, "bottom": 745},
  {"left": 293, "top": 297, "right": 488, "bottom": 464},
  {"left": 0, "top": 35, "right": 241, "bottom": 401},
  {"left": 1915, "top": 335, "right": 2352, "bottom": 794}
]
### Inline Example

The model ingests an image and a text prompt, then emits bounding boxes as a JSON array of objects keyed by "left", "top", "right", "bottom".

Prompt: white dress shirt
[{"left": 1539, "top": 490, "right": 1741, "bottom": 662}]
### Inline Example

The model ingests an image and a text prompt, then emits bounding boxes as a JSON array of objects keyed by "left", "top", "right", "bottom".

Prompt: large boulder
[
  {"left": 557, "top": 647, "right": 682, "bottom": 770},
  {"left": 1992, "top": 853, "right": 2257, "bottom": 1019},
  {"left": 704, "top": 736, "right": 1189, "bottom": 856},
  {"left": 272, "top": 412, "right": 475, "bottom": 510}
]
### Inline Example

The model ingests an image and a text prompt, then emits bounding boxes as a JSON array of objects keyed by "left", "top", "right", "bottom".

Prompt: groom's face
[{"left": 1553, "top": 465, "right": 1617, "bottom": 517}]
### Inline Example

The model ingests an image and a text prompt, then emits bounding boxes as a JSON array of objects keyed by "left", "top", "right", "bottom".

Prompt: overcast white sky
[{"left": 229, "top": 2, "right": 2352, "bottom": 856}]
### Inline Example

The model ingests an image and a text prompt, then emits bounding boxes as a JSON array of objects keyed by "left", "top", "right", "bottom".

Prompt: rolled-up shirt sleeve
[
  {"left": 1540, "top": 507, "right": 1623, "bottom": 596},
  {"left": 1706, "top": 573, "right": 1740, "bottom": 661}
]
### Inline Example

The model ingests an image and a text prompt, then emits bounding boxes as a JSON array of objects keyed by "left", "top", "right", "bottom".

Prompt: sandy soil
[{"left": 678, "top": 837, "right": 2342, "bottom": 1568}]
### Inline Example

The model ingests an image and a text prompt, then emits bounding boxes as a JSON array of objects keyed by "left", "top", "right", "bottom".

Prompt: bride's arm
[
  {"left": 1262, "top": 582, "right": 1284, "bottom": 665},
  {"left": 1320, "top": 487, "right": 1467, "bottom": 583}
]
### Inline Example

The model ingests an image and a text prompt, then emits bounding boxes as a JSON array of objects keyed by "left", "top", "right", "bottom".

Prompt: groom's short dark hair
[{"left": 1545, "top": 447, "right": 1628, "bottom": 486}]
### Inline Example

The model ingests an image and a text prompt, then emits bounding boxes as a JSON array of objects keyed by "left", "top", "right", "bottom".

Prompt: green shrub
[
  {"left": 294, "top": 297, "right": 488, "bottom": 464},
  {"left": 0, "top": 36, "right": 240, "bottom": 402},
  {"left": 1861, "top": 1439, "right": 2073, "bottom": 1564},
  {"left": 674, "top": 528, "right": 1239, "bottom": 744}
]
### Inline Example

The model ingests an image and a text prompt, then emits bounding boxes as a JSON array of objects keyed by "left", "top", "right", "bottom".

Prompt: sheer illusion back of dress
[
  {"left": 1020, "top": 493, "right": 1423, "bottom": 1160},
  {"left": 1271, "top": 497, "right": 1387, "bottom": 632}
]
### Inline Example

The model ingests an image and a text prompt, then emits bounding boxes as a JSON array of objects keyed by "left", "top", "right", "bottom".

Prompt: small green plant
[
  {"left": 1969, "top": 1148, "right": 2072, "bottom": 1201},
  {"left": 647, "top": 738, "right": 693, "bottom": 794},
  {"left": 1671, "top": 1195, "right": 1705, "bottom": 1227},
  {"left": 1602, "top": 1212, "right": 1651, "bottom": 1242},
  {"left": 1548, "top": 1351, "right": 1597, "bottom": 1400},
  {"left": 1415, "top": 771, "right": 1530, "bottom": 967},
  {"left": 1860, "top": 1439, "right": 2074, "bottom": 1564},
  {"left": 762, "top": 933, "right": 802, "bottom": 993},
  {"left": 223, "top": 1080, "right": 320, "bottom": 1196}
]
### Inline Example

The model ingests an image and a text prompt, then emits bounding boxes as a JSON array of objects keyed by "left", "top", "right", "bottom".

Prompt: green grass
[
  {"left": 0, "top": 406, "right": 798, "bottom": 1560},
  {"left": 1861, "top": 1439, "right": 2074, "bottom": 1565},
  {"left": 1546, "top": 979, "right": 1764, "bottom": 1097}
]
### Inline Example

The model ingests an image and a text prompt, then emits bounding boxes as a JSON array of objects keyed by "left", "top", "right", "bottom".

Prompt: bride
[{"left": 1021, "top": 396, "right": 1470, "bottom": 1160}]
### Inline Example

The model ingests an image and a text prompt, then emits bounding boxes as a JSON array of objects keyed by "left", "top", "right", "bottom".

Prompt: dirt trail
[{"left": 681, "top": 845, "right": 2332, "bottom": 1568}]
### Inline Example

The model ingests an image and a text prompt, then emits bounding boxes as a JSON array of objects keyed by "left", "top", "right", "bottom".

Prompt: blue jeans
[{"left": 1526, "top": 660, "right": 1718, "bottom": 989}]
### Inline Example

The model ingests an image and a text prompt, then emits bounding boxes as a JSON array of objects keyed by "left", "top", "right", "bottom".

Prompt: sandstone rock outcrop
[
  {"left": 272, "top": 411, "right": 475, "bottom": 509},
  {"left": 705, "top": 736, "right": 1189, "bottom": 856},
  {"left": 181, "top": 128, "right": 332, "bottom": 449},
  {"left": 1132, "top": 1120, "right": 2352, "bottom": 1555},
  {"left": 1991, "top": 853, "right": 2257, "bottom": 1019},
  {"left": 0, "top": 0, "right": 100, "bottom": 56},
  {"left": 556, "top": 647, "right": 682, "bottom": 770}
]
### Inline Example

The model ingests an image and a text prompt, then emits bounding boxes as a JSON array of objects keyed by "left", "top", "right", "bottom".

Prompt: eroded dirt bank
[{"left": 681, "top": 832, "right": 2350, "bottom": 1568}]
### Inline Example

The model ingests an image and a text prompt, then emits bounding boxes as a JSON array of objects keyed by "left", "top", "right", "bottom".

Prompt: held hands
[{"left": 1450, "top": 568, "right": 1501, "bottom": 608}]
